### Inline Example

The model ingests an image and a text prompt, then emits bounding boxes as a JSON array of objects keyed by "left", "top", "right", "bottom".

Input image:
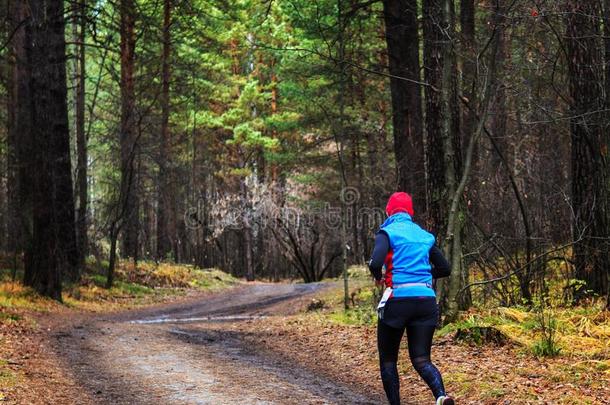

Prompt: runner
[{"left": 369, "top": 192, "right": 454, "bottom": 405}]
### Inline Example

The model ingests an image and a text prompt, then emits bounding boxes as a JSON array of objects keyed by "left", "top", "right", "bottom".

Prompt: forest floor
[{"left": 0, "top": 265, "right": 609, "bottom": 404}]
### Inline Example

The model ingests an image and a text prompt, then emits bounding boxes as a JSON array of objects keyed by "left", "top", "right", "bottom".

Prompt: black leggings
[{"left": 377, "top": 321, "right": 446, "bottom": 404}]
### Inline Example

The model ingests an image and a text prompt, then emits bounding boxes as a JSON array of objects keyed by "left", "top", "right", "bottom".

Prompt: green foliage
[
  {"left": 75, "top": 0, "right": 392, "bottom": 282},
  {"left": 443, "top": 313, "right": 487, "bottom": 333},
  {"left": 531, "top": 297, "right": 561, "bottom": 357},
  {"left": 328, "top": 304, "right": 376, "bottom": 326},
  {"left": 328, "top": 280, "right": 379, "bottom": 326},
  {"left": 531, "top": 334, "right": 561, "bottom": 357},
  {"left": 84, "top": 274, "right": 153, "bottom": 297}
]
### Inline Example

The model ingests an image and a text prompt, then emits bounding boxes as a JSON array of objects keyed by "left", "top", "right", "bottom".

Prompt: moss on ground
[{"left": 436, "top": 304, "right": 610, "bottom": 360}]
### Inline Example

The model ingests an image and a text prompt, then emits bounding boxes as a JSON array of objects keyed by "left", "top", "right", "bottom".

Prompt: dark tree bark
[
  {"left": 0, "top": 167, "right": 5, "bottom": 254},
  {"left": 106, "top": 225, "right": 119, "bottom": 288},
  {"left": 120, "top": 0, "right": 139, "bottom": 260},
  {"left": 565, "top": 1, "right": 609, "bottom": 302},
  {"left": 243, "top": 219, "right": 255, "bottom": 281},
  {"left": 460, "top": 0, "right": 476, "bottom": 142},
  {"left": 74, "top": 0, "right": 88, "bottom": 276},
  {"left": 0, "top": 0, "right": 4, "bottom": 254},
  {"left": 606, "top": 0, "right": 610, "bottom": 110},
  {"left": 460, "top": 0, "right": 477, "bottom": 219},
  {"left": 239, "top": 175, "right": 255, "bottom": 281},
  {"left": 438, "top": 0, "right": 460, "bottom": 321},
  {"left": 423, "top": 0, "right": 445, "bottom": 236},
  {"left": 21, "top": 0, "right": 77, "bottom": 299},
  {"left": 382, "top": 0, "right": 425, "bottom": 210},
  {"left": 460, "top": 0, "right": 476, "bottom": 105},
  {"left": 157, "top": 0, "right": 173, "bottom": 260},
  {"left": 449, "top": 3, "right": 461, "bottom": 179},
  {"left": 7, "top": 0, "right": 32, "bottom": 279},
  {"left": 604, "top": 0, "right": 610, "bottom": 308}
]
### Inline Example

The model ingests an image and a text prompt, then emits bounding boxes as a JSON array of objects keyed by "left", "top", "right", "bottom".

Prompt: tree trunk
[
  {"left": 22, "top": 0, "right": 77, "bottom": 299},
  {"left": 460, "top": 0, "right": 478, "bottom": 224},
  {"left": 240, "top": 176, "right": 255, "bottom": 281},
  {"left": 438, "top": 0, "right": 460, "bottom": 321},
  {"left": 425, "top": 0, "right": 472, "bottom": 315},
  {"left": 423, "top": 0, "right": 445, "bottom": 235},
  {"left": 106, "top": 225, "right": 119, "bottom": 289},
  {"left": 7, "top": 0, "right": 31, "bottom": 279},
  {"left": 243, "top": 223, "right": 254, "bottom": 281},
  {"left": 74, "top": 0, "right": 88, "bottom": 275},
  {"left": 157, "top": 0, "right": 173, "bottom": 260},
  {"left": 0, "top": 6, "right": 4, "bottom": 254},
  {"left": 0, "top": 167, "right": 4, "bottom": 253},
  {"left": 382, "top": 0, "right": 425, "bottom": 210},
  {"left": 565, "top": 1, "right": 609, "bottom": 302},
  {"left": 604, "top": 0, "right": 610, "bottom": 308},
  {"left": 120, "top": 0, "right": 139, "bottom": 260},
  {"left": 460, "top": 0, "right": 476, "bottom": 146}
]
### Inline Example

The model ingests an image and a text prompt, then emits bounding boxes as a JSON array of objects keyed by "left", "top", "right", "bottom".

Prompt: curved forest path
[{"left": 51, "top": 283, "right": 379, "bottom": 404}]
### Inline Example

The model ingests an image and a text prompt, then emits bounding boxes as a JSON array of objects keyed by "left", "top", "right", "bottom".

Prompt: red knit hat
[{"left": 385, "top": 192, "right": 414, "bottom": 216}]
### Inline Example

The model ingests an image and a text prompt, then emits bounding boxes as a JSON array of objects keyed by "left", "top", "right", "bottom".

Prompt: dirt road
[{"left": 51, "top": 283, "right": 379, "bottom": 404}]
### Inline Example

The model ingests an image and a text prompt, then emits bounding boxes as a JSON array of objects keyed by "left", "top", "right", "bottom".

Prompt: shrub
[{"left": 531, "top": 302, "right": 561, "bottom": 357}]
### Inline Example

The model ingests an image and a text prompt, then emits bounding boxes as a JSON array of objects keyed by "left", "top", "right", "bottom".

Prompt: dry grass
[
  {"left": 0, "top": 282, "right": 60, "bottom": 314},
  {"left": 114, "top": 261, "right": 239, "bottom": 290},
  {"left": 306, "top": 267, "right": 610, "bottom": 403},
  {"left": 429, "top": 299, "right": 609, "bottom": 363},
  {"left": 0, "top": 261, "right": 240, "bottom": 318}
]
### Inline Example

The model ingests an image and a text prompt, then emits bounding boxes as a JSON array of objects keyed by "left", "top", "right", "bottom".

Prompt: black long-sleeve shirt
[{"left": 368, "top": 230, "right": 451, "bottom": 281}]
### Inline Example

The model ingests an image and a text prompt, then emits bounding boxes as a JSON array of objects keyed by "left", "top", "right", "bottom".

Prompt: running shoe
[{"left": 436, "top": 395, "right": 455, "bottom": 405}]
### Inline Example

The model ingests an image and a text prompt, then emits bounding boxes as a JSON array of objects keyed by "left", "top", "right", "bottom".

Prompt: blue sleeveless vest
[{"left": 380, "top": 212, "right": 436, "bottom": 298}]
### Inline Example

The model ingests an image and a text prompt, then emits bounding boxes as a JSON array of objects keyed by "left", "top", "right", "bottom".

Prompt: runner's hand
[{"left": 375, "top": 278, "right": 385, "bottom": 288}]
